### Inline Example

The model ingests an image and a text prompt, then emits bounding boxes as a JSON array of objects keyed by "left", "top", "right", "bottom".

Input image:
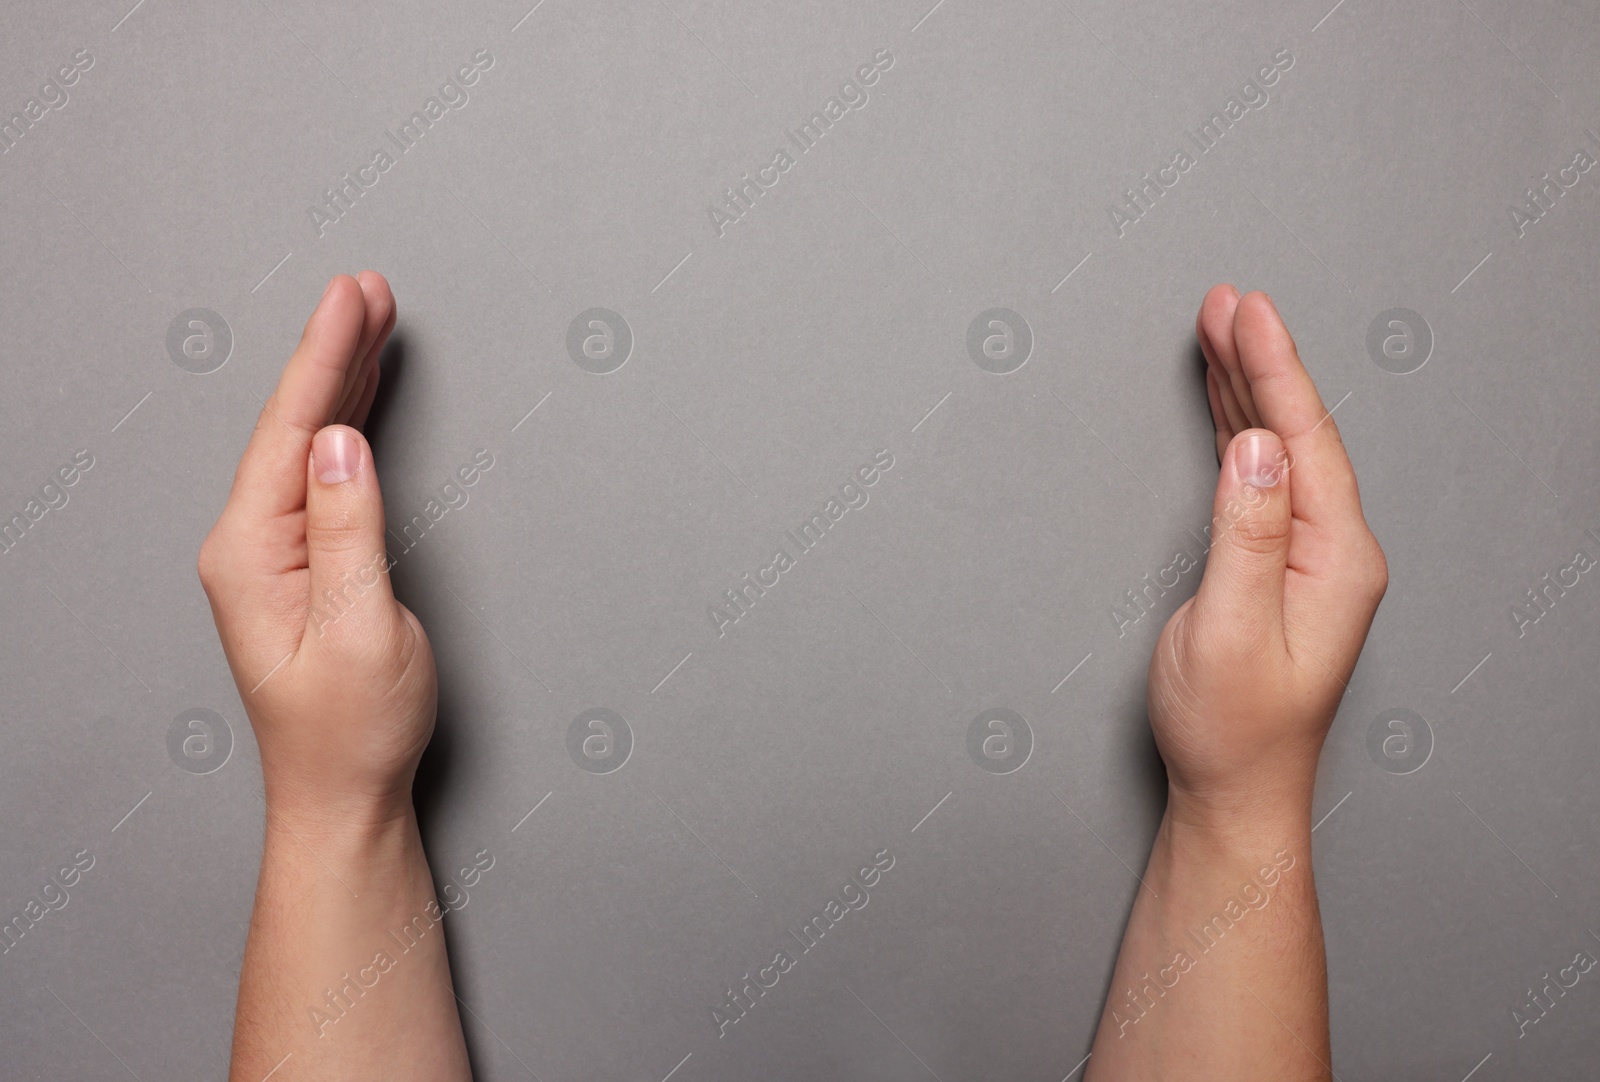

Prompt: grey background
[{"left": 2, "top": 0, "right": 1598, "bottom": 1078}]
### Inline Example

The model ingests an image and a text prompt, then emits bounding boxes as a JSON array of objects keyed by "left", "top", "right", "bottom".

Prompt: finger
[
  {"left": 303, "top": 425, "right": 397, "bottom": 642},
  {"left": 341, "top": 361, "right": 381, "bottom": 430},
  {"left": 334, "top": 272, "right": 395, "bottom": 420},
  {"left": 1191, "top": 429, "right": 1293, "bottom": 650},
  {"left": 1198, "top": 294, "right": 1253, "bottom": 438},
  {"left": 1197, "top": 284, "right": 1263, "bottom": 429},
  {"left": 229, "top": 276, "right": 367, "bottom": 525},
  {"left": 1205, "top": 368, "right": 1234, "bottom": 462},
  {"left": 1231, "top": 292, "right": 1366, "bottom": 540},
  {"left": 355, "top": 272, "right": 394, "bottom": 363},
  {"left": 1216, "top": 378, "right": 1250, "bottom": 438},
  {"left": 333, "top": 274, "right": 396, "bottom": 428},
  {"left": 336, "top": 351, "right": 375, "bottom": 427}
]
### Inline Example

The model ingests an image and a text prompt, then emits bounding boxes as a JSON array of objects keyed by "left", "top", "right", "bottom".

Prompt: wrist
[
  {"left": 261, "top": 776, "right": 418, "bottom": 849},
  {"left": 258, "top": 798, "right": 429, "bottom": 912},
  {"left": 1147, "top": 802, "right": 1313, "bottom": 924},
  {"left": 1163, "top": 781, "right": 1313, "bottom": 862}
]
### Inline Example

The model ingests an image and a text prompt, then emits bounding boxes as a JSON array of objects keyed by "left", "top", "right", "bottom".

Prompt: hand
[
  {"left": 1148, "top": 286, "right": 1388, "bottom": 831},
  {"left": 199, "top": 272, "right": 433, "bottom": 829},
  {"left": 1086, "top": 286, "right": 1363, "bottom": 1082},
  {"left": 212, "top": 276, "right": 470, "bottom": 1082}
]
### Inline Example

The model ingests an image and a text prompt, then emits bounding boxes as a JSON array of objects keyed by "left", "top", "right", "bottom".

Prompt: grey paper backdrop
[{"left": 3, "top": 0, "right": 1599, "bottom": 1078}]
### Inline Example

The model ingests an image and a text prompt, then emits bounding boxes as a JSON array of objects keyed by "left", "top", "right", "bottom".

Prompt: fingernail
[
  {"left": 313, "top": 427, "right": 358, "bottom": 483},
  {"left": 1234, "top": 431, "right": 1282, "bottom": 487},
  {"left": 320, "top": 276, "right": 340, "bottom": 304}
]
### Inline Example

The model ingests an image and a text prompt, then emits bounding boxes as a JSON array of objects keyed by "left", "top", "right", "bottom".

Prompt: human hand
[
  {"left": 1147, "top": 286, "right": 1387, "bottom": 833},
  {"left": 198, "top": 272, "right": 434, "bottom": 830}
]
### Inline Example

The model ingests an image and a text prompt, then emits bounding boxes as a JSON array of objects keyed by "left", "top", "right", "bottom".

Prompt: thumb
[
  {"left": 1191, "top": 429, "right": 1293, "bottom": 646},
  {"left": 304, "top": 425, "right": 397, "bottom": 641}
]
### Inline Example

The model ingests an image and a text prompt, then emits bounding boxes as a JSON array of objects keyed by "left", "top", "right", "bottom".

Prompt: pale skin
[
  {"left": 1085, "top": 286, "right": 1387, "bottom": 1080},
  {"left": 201, "top": 273, "right": 471, "bottom": 1081},
  {"left": 205, "top": 278, "right": 1382, "bottom": 1080}
]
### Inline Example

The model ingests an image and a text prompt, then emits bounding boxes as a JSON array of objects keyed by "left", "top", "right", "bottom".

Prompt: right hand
[
  {"left": 1146, "top": 286, "right": 1388, "bottom": 830},
  {"left": 198, "top": 273, "right": 436, "bottom": 829}
]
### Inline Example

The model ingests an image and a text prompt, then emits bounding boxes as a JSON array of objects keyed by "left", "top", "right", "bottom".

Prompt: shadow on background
[{"left": 365, "top": 329, "right": 481, "bottom": 1065}]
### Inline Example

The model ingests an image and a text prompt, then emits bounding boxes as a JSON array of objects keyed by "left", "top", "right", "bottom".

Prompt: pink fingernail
[
  {"left": 313, "top": 428, "right": 358, "bottom": 483},
  {"left": 1234, "top": 431, "right": 1282, "bottom": 487}
]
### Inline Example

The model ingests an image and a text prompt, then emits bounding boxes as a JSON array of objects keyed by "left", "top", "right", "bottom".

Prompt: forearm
[
  {"left": 1085, "top": 794, "right": 1328, "bottom": 1082},
  {"left": 229, "top": 803, "right": 471, "bottom": 1081}
]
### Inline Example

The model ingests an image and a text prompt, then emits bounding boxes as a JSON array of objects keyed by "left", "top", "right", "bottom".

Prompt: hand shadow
[
  {"left": 362, "top": 329, "right": 480, "bottom": 1070},
  {"left": 361, "top": 331, "right": 458, "bottom": 828},
  {"left": 1094, "top": 339, "right": 1210, "bottom": 987}
]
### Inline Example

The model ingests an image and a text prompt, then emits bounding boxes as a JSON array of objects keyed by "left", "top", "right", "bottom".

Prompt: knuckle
[
  {"left": 1339, "top": 530, "right": 1388, "bottom": 601},
  {"left": 1362, "top": 537, "right": 1390, "bottom": 600},
  {"left": 1226, "top": 513, "right": 1290, "bottom": 555},
  {"left": 305, "top": 507, "right": 368, "bottom": 553},
  {"left": 196, "top": 529, "right": 231, "bottom": 593}
]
